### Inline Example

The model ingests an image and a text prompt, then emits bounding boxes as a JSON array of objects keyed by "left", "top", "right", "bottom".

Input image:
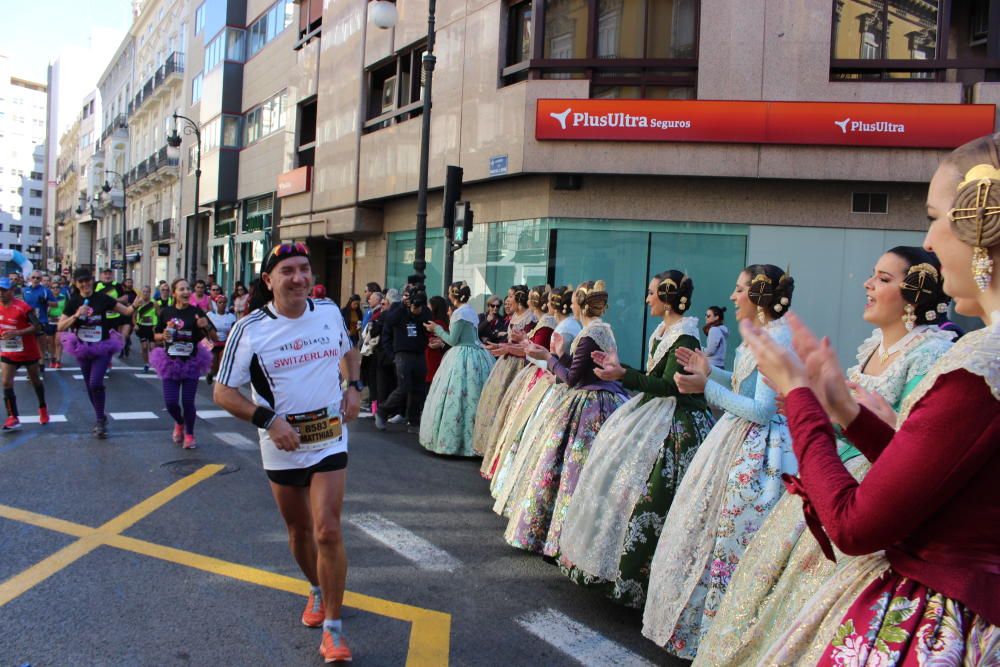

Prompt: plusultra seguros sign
[{"left": 535, "top": 99, "right": 996, "bottom": 149}]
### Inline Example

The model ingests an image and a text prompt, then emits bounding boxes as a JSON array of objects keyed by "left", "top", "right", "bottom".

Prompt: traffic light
[
  {"left": 442, "top": 165, "right": 463, "bottom": 231},
  {"left": 453, "top": 201, "right": 473, "bottom": 247}
]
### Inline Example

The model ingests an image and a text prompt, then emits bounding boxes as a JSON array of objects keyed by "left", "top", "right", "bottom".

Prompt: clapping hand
[
  {"left": 510, "top": 330, "right": 526, "bottom": 343},
  {"left": 524, "top": 342, "right": 549, "bottom": 360},
  {"left": 675, "top": 347, "right": 711, "bottom": 376},
  {"left": 847, "top": 381, "right": 896, "bottom": 428},
  {"left": 592, "top": 349, "right": 625, "bottom": 381},
  {"left": 549, "top": 332, "right": 564, "bottom": 356}
]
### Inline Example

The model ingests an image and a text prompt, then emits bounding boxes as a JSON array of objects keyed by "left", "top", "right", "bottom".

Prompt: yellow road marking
[{"left": 0, "top": 465, "right": 451, "bottom": 666}]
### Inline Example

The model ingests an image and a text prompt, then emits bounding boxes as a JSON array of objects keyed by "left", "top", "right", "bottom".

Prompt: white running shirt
[{"left": 217, "top": 298, "right": 353, "bottom": 470}]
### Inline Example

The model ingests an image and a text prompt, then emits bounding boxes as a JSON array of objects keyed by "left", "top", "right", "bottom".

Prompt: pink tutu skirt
[
  {"left": 59, "top": 330, "right": 123, "bottom": 361},
  {"left": 150, "top": 345, "right": 213, "bottom": 381}
]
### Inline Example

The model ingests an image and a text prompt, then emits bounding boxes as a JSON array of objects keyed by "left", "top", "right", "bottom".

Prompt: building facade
[{"left": 0, "top": 55, "right": 47, "bottom": 274}]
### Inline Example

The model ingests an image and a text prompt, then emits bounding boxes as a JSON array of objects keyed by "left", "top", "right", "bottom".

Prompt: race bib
[
  {"left": 77, "top": 326, "right": 102, "bottom": 343},
  {"left": 285, "top": 405, "right": 343, "bottom": 451},
  {"left": 406, "top": 322, "right": 418, "bottom": 337},
  {"left": 1, "top": 337, "right": 23, "bottom": 352},
  {"left": 167, "top": 342, "right": 194, "bottom": 357}
]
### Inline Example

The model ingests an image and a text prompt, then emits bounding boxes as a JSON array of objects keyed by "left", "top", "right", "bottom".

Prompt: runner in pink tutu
[
  {"left": 56, "top": 268, "right": 135, "bottom": 439},
  {"left": 150, "top": 277, "right": 215, "bottom": 449}
]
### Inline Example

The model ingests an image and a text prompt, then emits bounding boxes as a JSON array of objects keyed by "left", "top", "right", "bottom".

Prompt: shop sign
[
  {"left": 157, "top": 243, "right": 171, "bottom": 257},
  {"left": 535, "top": 99, "right": 996, "bottom": 149},
  {"left": 277, "top": 166, "right": 311, "bottom": 197},
  {"left": 403, "top": 248, "right": 433, "bottom": 264}
]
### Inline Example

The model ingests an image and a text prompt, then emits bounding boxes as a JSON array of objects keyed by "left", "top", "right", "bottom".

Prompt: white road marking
[
  {"left": 348, "top": 513, "right": 462, "bottom": 572},
  {"left": 72, "top": 374, "right": 83, "bottom": 379},
  {"left": 135, "top": 374, "right": 159, "bottom": 379},
  {"left": 214, "top": 431, "right": 257, "bottom": 450},
  {"left": 108, "top": 411, "right": 159, "bottom": 420},
  {"left": 18, "top": 415, "right": 68, "bottom": 423},
  {"left": 197, "top": 410, "right": 234, "bottom": 419},
  {"left": 514, "top": 609, "right": 657, "bottom": 667}
]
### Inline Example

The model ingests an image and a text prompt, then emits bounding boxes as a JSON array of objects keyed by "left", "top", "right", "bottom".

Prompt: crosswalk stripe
[
  {"left": 214, "top": 432, "right": 257, "bottom": 450},
  {"left": 72, "top": 375, "right": 83, "bottom": 380},
  {"left": 348, "top": 513, "right": 462, "bottom": 572},
  {"left": 135, "top": 374, "right": 159, "bottom": 379},
  {"left": 108, "top": 411, "right": 159, "bottom": 420},
  {"left": 514, "top": 609, "right": 656, "bottom": 666},
  {"left": 197, "top": 410, "right": 233, "bottom": 419},
  {"left": 17, "top": 415, "right": 68, "bottom": 424}
]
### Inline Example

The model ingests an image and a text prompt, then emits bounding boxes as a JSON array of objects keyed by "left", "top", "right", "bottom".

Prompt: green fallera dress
[
  {"left": 418, "top": 305, "right": 496, "bottom": 456},
  {"left": 558, "top": 317, "right": 716, "bottom": 609}
]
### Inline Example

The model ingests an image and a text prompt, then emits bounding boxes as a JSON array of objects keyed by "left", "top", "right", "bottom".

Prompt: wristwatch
[{"left": 347, "top": 380, "right": 364, "bottom": 392}]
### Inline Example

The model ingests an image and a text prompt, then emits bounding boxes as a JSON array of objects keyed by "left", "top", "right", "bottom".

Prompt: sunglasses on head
[{"left": 270, "top": 241, "right": 309, "bottom": 257}]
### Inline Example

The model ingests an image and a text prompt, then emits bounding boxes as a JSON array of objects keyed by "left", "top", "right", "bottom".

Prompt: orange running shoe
[
  {"left": 39, "top": 407, "right": 50, "bottom": 425},
  {"left": 301, "top": 590, "right": 325, "bottom": 627},
  {"left": 319, "top": 630, "right": 352, "bottom": 663},
  {"left": 183, "top": 434, "right": 197, "bottom": 449},
  {"left": 172, "top": 424, "right": 184, "bottom": 443},
  {"left": 2, "top": 416, "right": 20, "bottom": 431}
]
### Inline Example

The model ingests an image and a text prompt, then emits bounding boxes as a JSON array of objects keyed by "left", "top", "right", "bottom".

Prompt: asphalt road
[{"left": 0, "top": 354, "right": 689, "bottom": 667}]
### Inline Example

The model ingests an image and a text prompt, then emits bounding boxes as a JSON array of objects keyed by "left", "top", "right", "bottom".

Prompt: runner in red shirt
[{"left": 0, "top": 276, "right": 48, "bottom": 431}]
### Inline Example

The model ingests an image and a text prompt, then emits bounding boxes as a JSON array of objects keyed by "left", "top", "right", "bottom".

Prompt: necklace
[{"left": 877, "top": 326, "right": 926, "bottom": 364}]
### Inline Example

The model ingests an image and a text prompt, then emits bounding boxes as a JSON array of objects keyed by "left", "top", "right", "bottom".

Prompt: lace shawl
[
  {"left": 646, "top": 317, "right": 700, "bottom": 375},
  {"left": 570, "top": 319, "right": 617, "bottom": 355},
  {"left": 847, "top": 327, "right": 957, "bottom": 410},
  {"left": 450, "top": 303, "right": 479, "bottom": 328}
]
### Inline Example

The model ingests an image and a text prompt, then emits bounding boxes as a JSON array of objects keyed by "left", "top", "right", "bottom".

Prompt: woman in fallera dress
[
  {"left": 490, "top": 287, "right": 581, "bottom": 518},
  {"left": 694, "top": 247, "right": 956, "bottom": 667},
  {"left": 418, "top": 282, "right": 496, "bottom": 456},
  {"left": 505, "top": 281, "right": 627, "bottom": 556},
  {"left": 641, "top": 263, "right": 797, "bottom": 659},
  {"left": 480, "top": 285, "right": 556, "bottom": 478},
  {"left": 472, "top": 285, "right": 536, "bottom": 456},
  {"left": 558, "top": 270, "right": 716, "bottom": 609},
  {"left": 737, "top": 135, "right": 999, "bottom": 667}
]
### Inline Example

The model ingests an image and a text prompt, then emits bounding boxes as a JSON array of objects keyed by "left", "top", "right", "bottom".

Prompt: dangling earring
[
  {"left": 757, "top": 305, "right": 767, "bottom": 324},
  {"left": 902, "top": 304, "right": 916, "bottom": 331},
  {"left": 972, "top": 245, "right": 994, "bottom": 292}
]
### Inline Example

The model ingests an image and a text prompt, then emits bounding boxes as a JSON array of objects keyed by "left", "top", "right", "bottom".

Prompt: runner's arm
[
  {"left": 340, "top": 347, "right": 362, "bottom": 422},
  {"left": 113, "top": 302, "right": 135, "bottom": 317}
]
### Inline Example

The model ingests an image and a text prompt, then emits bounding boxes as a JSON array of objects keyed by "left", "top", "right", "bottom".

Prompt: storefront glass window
[
  {"left": 386, "top": 229, "right": 445, "bottom": 297},
  {"left": 544, "top": 0, "right": 589, "bottom": 58}
]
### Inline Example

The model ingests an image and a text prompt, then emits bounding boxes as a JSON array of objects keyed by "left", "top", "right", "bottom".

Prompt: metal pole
[
  {"left": 443, "top": 234, "right": 454, "bottom": 289},
  {"left": 192, "top": 144, "right": 201, "bottom": 284},
  {"left": 413, "top": 0, "right": 437, "bottom": 284},
  {"left": 121, "top": 179, "right": 127, "bottom": 282}
]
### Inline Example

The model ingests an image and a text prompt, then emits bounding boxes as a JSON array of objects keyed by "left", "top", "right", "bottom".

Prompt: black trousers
[{"left": 377, "top": 351, "right": 427, "bottom": 424}]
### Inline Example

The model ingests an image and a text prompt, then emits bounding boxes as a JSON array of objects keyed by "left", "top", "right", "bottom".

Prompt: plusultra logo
[
  {"left": 550, "top": 108, "right": 572, "bottom": 130},
  {"left": 834, "top": 117, "right": 905, "bottom": 134}
]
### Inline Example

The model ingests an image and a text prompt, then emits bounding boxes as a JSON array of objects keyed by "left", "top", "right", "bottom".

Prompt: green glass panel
[
  {"left": 385, "top": 229, "right": 445, "bottom": 296},
  {"left": 483, "top": 219, "right": 550, "bottom": 305},
  {"left": 553, "top": 228, "right": 650, "bottom": 368}
]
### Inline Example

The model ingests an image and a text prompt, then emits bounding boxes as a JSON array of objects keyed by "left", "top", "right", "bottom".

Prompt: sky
[{"left": 1, "top": 0, "right": 134, "bottom": 83}]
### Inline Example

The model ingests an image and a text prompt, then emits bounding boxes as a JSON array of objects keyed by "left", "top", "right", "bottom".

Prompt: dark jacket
[{"left": 381, "top": 304, "right": 431, "bottom": 356}]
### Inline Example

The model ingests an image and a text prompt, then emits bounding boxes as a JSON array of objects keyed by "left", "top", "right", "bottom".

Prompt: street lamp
[
  {"left": 101, "top": 171, "right": 128, "bottom": 280},
  {"left": 369, "top": 0, "right": 436, "bottom": 284},
  {"left": 167, "top": 113, "right": 201, "bottom": 283}
]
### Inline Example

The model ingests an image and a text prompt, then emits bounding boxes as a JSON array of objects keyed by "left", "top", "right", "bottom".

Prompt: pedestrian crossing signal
[{"left": 453, "top": 201, "right": 473, "bottom": 248}]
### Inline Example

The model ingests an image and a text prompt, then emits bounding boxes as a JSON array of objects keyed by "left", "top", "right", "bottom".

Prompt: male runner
[
  {"left": 133, "top": 286, "right": 157, "bottom": 373},
  {"left": 47, "top": 276, "right": 70, "bottom": 367},
  {"left": 96, "top": 268, "right": 128, "bottom": 367},
  {"left": 21, "top": 271, "right": 57, "bottom": 368},
  {"left": 0, "top": 277, "right": 49, "bottom": 430},
  {"left": 214, "top": 242, "right": 361, "bottom": 663},
  {"left": 119, "top": 278, "right": 139, "bottom": 358}
]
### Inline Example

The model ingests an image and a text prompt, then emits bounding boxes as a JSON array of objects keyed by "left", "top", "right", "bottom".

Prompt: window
[
  {"left": 502, "top": 0, "right": 698, "bottom": 96},
  {"left": 205, "top": 28, "right": 246, "bottom": 70},
  {"left": 222, "top": 115, "right": 240, "bottom": 147},
  {"left": 296, "top": 98, "right": 317, "bottom": 167},
  {"left": 201, "top": 115, "right": 241, "bottom": 153},
  {"left": 205, "top": 33, "right": 224, "bottom": 70},
  {"left": 29, "top": 208, "right": 42, "bottom": 217},
  {"left": 29, "top": 171, "right": 42, "bottom": 180},
  {"left": 248, "top": 0, "right": 294, "bottom": 57},
  {"left": 244, "top": 90, "right": 288, "bottom": 146},
  {"left": 29, "top": 225, "right": 42, "bottom": 234},
  {"left": 296, "top": 0, "right": 324, "bottom": 46},
  {"left": 364, "top": 46, "right": 426, "bottom": 130},
  {"left": 9, "top": 244, "right": 22, "bottom": 252},
  {"left": 243, "top": 195, "right": 273, "bottom": 233},
  {"left": 852, "top": 192, "right": 889, "bottom": 214},
  {"left": 11, "top": 224, "right": 22, "bottom": 233},
  {"left": 194, "top": 3, "right": 205, "bottom": 34},
  {"left": 29, "top": 189, "right": 42, "bottom": 198},
  {"left": 191, "top": 72, "right": 203, "bottom": 104},
  {"left": 830, "top": 1, "right": 998, "bottom": 82}
]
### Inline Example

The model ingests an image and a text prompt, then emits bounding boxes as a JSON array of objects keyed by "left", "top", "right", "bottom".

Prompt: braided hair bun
[
  {"left": 529, "top": 284, "right": 550, "bottom": 309},
  {"left": 745, "top": 264, "right": 794, "bottom": 319},
  {"left": 511, "top": 285, "right": 530, "bottom": 308},
  {"left": 654, "top": 269, "right": 694, "bottom": 313},
  {"left": 448, "top": 281, "right": 471, "bottom": 304},
  {"left": 575, "top": 280, "right": 609, "bottom": 317},
  {"left": 548, "top": 286, "right": 574, "bottom": 316},
  {"left": 889, "top": 247, "right": 949, "bottom": 326}
]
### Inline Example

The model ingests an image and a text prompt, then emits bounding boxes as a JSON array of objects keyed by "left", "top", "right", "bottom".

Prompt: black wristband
[{"left": 252, "top": 406, "right": 276, "bottom": 429}]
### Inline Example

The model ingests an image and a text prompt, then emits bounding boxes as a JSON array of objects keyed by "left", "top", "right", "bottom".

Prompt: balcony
[
  {"left": 150, "top": 218, "right": 173, "bottom": 242},
  {"left": 101, "top": 114, "right": 128, "bottom": 143},
  {"left": 126, "top": 227, "right": 142, "bottom": 248},
  {"left": 133, "top": 52, "right": 185, "bottom": 116}
]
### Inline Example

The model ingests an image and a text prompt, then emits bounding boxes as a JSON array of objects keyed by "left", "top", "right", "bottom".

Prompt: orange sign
[
  {"left": 277, "top": 166, "right": 311, "bottom": 198},
  {"left": 535, "top": 99, "right": 996, "bottom": 149}
]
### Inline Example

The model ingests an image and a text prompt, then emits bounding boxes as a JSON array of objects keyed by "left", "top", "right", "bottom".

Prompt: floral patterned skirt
[
  {"left": 561, "top": 406, "right": 715, "bottom": 610},
  {"left": 480, "top": 364, "right": 543, "bottom": 478},
  {"left": 818, "top": 573, "right": 998, "bottom": 666},
  {"left": 694, "top": 454, "right": 872, "bottom": 667},
  {"left": 504, "top": 387, "right": 625, "bottom": 555},
  {"left": 471, "top": 355, "right": 526, "bottom": 456},
  {"left": 489, "top": 369, "right": 555, "bottom": 502},
  {"left": 418, "top": 344, "right": 495, "bottom": 457}
]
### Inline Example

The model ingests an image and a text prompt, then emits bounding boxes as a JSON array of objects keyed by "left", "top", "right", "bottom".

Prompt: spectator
[
  {"left": 370, "top": 289, "right": 401, "bottom": 417},
  {"left": 359, "top": 291, "right": 384, "bottom": 414},
  {"left": 425, "top": 295, "right": 449, "bottom": 383},
  {"left": 478, "top": 295, "right": 505, "bottom": 344},
  {"left": 362, "top": 282, "right": 382, "bottom": 329},
  {"left": 341, "top": 295, "right": 363, "bottom": 346},
  {"left": 312, "top": 284, "right": 327, "bottom": 299},
  {"left": 375, "top": 288, "right": 431, "bottom": 433},
  {"left": 189, "top": 279, "right": 213, "bottom": 312},
  {"left": 702, "top": 305, "right": 729, "bottom": 369},
  {"left": 231, "top": 281, "right": 249, "bottom": 318}
]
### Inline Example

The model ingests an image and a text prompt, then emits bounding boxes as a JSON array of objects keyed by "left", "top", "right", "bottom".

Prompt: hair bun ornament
[
  {"left": 747, "top": 273, "right": 776, "bottom": 307},
  {"left": 900, "top": 263, "right": 941, "bottom": 310},
  {"left": 950, "top": 163, "right": 1000, "bottom": 290}
]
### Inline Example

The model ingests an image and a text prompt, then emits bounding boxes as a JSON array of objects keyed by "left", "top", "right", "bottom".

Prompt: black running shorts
[{"left": 265, "top": 451, "right": 348, "bottom": 487}]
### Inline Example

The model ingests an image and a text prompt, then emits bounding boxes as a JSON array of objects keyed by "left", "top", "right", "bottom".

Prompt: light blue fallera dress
[{"left": 419, "top": 304, "right": 496, "bottom": 456}]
